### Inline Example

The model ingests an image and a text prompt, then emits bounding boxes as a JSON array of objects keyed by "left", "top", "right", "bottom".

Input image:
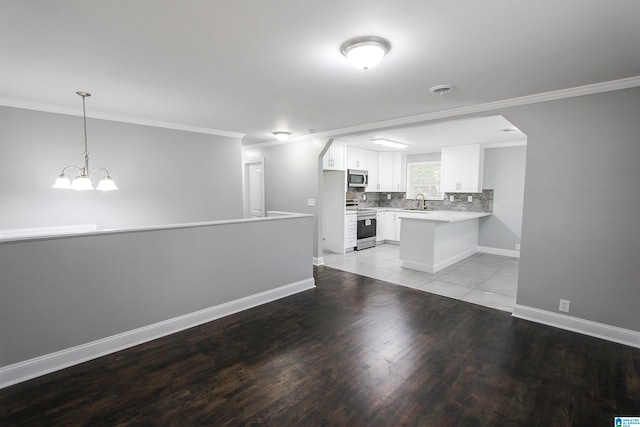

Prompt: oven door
[{"left": 357, "top": 217, "right": 377, "bottom": 240}]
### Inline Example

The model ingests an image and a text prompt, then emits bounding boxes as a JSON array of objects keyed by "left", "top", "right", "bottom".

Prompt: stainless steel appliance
[
  {"left": 347, "top": 169, "right": 368, "bottom": 188},
  {"left": 356, "top": 209, "right": 377, "bottom": 250}
]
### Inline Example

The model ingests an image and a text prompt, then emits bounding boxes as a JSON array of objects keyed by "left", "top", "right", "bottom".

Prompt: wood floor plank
[{"left": 1, "top": 265, "right": 638, "bottom": 426}]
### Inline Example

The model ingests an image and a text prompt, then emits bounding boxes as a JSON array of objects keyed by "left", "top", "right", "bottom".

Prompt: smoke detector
[{"left": 429, "top": 84, "right": 454, "bottom": 95}]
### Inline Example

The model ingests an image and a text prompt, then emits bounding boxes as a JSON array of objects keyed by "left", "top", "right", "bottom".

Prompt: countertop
[{"left": 366, "top": 208, "right": 491, "bottom": 223}]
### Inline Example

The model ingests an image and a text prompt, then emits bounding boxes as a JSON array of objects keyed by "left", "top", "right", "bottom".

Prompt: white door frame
[{"left": 242, "top": 158, "right": 266, "bottom": 218}]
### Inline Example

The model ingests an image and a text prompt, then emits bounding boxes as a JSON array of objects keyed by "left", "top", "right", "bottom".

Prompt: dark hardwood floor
[{"left": 1, "top": 266, "right": 639, "bottom": 426}]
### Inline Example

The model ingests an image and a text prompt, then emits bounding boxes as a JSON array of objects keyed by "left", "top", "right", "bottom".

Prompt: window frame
[{"left": 405, "top": 160, "right": 444, "bottom": 200}]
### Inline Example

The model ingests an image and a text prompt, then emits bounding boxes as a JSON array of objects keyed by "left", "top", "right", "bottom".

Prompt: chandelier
[{"left": 52, "top": 92, "right": 118, "bottom": 191}]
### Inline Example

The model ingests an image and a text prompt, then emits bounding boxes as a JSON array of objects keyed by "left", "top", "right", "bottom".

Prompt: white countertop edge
[
  {"left": 397, "top": 211, "right": 491, "bottom": 223},
  {"left": 0, "top": 211, "right": 313, "bottom": 244}
]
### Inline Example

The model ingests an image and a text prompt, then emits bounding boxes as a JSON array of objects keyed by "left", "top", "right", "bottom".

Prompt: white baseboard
[
  {"left": 0, "top": 278, "right": 315, "bottom": 390},
  {"left": 402, "top": 249, "right": 476, "bottom": 274},
  {"left": 313, "top": 256, "right": 325, "bottom": 266},
  {"left": 477, "top": 246, "right": 520, "bottom": 258},
  {"left": 512, "top": 304, "right": 640, "bottom": 349}
]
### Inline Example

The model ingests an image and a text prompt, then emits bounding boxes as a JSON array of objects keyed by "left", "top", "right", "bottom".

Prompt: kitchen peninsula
[{"left": 398, "top": 211, "right": 491, "bottom": 274}]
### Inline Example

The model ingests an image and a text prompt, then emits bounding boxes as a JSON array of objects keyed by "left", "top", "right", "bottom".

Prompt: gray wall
[
  {"left": 502, "top": 88, "right": 640, "bottom": 331},
  {"left": 479, "top": 145, "right": 526, "bottom": 250},
  {"left": 0, "top": 106, "right": 243, "bottom": 230},
  {"left": 243, "top": 137, "right": 328, "bottom": 258},
  {"left": 0, "top": 215, "right": 314, "bottom": 366},
  {"left": 253, "top": 87, "right": 640, "bottom": 334}
]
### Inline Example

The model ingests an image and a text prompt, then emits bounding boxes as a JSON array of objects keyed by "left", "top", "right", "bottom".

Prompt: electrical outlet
[
  {"left": 559, "top": 299, "right": 570, "bottom": 313},
  {"left": 387, "top": 194, "right": 391, "bottom": 200},
  {"left": 449, "top": 195, "right": 455, "bottom": 202},
  {"left": 307, "top": 198, "right": 315, "bottom": 207},
  {"left": 362, "top": 194, "right": 366, "bottom": 201},
  {"left": 515, "top": 243, "right": 521, "bottom": 250},
  {"left": 467, "top": 196, "right": 473, "bottom": 202}
]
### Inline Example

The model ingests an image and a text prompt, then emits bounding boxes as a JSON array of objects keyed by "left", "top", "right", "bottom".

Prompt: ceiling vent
[{"left": 429, "top": 84, "right": 454, "bottom": 95}]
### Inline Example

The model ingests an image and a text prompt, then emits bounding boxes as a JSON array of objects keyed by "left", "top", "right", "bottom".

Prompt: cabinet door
[
  {"left": 324, "top": 142, "right": 346, "bottom": 170},
  {"left": 347, "top": 147, "right": 367, "bottom": 170},
  {"left": 378, "top": 152, "right": 394, "bottom": 192},
  {"left": 376, "top": 212, "right": 396, "bottom": 241},
  {"left": 366, "top": 150, "right": 379, "bottom": 191},
  {"left": 459, "top": 144, "right": 481, "bottom": 192},
  {"left": 441, "top": 144, "right": 482, "bottom": 192},
  {"left": 441, "top": 146, "right": 462, "bottom": 192},
  {"left": 391, "top": 152, "right": 405, "bottom": 192}
]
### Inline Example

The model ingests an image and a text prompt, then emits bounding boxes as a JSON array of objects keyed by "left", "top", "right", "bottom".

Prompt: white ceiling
[
  {"left": 1, "top": 1, "right": 639, "bottom": 145},
  {"left": 336, "top": 115, "right": 526, "bottom": 153}
]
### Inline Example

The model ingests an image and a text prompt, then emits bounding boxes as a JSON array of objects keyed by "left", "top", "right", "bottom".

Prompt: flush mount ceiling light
[
  {"left": 340, "top": 36, "right": 391, "bottom": 70},
  {"left": 272, "top": 131, "right": 292, "bottom": 141},
  {"left": 370, "top": 137, "right": 408, "bottom": 149},
  {"left": 52, "top": 92, "right": 118, "bottom": 191},
  {"left": 429, "top": 84, "right": 454, "bottom": 95}
]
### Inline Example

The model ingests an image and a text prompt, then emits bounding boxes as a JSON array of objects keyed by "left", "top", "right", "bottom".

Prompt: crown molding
[
  {"left": 244, "top": 75, "right": 640, "bottom": 149},
  {"left": 0, "top": 97, "right": 245, "bottom": 139}
]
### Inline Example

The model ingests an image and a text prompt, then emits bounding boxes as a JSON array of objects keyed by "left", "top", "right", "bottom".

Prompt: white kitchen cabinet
[
  {"left": 376, "top": 211, "right": 396, "bottom": 242},
  {"left": 392, "top": 152, "right": 406, "bottom": 192},
  {"left": 441, "top": 144, "right": 483, "bottom": 193},
  {"left": 378, "top": 152, "right": 405, "bottom": 192},
  {"left": 395, "top": 214, "right": 402, "bottom": 241},
  {"left": 366, "top": 150, "right": 379, "bottom": 191},
  {"left": 345, "top": 212, "right": 357, "bottom": 252},
  {"left": 323, "top": 142, "right": 346, "bottom": 170},
  {"left": 347, "top": 147, "right": 368, "bottom": 170}
]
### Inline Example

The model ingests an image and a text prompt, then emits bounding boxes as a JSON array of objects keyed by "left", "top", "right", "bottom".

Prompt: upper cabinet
[
  {"left": 347, "top": 147, "right": 368, "bottom": 170},
  {"left": 378, "top": 152, "right": 406, "bottom": 192},
  {"left": 441, "top": 144, "right": 483, "bottom": 193},
  {"left": 366, "top": 150, "right": 379, "bottom": 191},
  {"left": 323, "top": 142, "right": 346, "bottom": 170}
]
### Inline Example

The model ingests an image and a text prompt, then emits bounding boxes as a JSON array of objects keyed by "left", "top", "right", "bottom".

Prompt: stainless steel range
[{"left": 356, "top": 208, "right": 377, "bottom": 250}]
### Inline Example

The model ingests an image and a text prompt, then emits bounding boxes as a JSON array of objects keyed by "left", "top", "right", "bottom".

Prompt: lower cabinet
[
  {"left": 376, "top": 211, "right": 397, "bottom": 242},
  {"left": 345, "top": 213, "right": 357, "bottom": 252}
]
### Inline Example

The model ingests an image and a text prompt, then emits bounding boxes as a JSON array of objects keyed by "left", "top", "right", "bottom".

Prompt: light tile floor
[{"left": 322, "top": 244, "right": 519, "bottom": 312}]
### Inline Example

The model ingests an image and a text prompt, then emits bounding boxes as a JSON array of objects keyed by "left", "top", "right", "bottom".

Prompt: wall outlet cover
[
  {"left": 307, "top": 198, "right": 316, "bottom": 207},
  {"left": 387, "top": 194, "right": 391, "bottom": 200},
  {"left": 362, "top": 194, "right": 366, "bottom": 201},
  {"left": 559, "top": 299, "right": 570, "bottom": 313},
  {"left": 449, "top": 195, "right": 455, "bottom": 202},
  {"left": 515, "top": 243, "right": 521, "bottom": 250},
  {"left": 467, "top": 196, "right": 473, "bottom": 202}
]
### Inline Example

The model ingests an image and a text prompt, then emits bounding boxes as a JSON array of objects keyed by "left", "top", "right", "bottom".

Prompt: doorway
[{"left": 243, "top": 158, "right": 266, "bottom": 218}]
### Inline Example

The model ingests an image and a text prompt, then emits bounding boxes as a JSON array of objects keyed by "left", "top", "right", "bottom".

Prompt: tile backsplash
[{"left": 347, "top": 189, "right": 493, "bottom": 212}]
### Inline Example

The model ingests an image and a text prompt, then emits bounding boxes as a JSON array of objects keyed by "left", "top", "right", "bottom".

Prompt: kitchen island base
[{"left": 399, "top": 215, "right": 484, "bottom": 274}]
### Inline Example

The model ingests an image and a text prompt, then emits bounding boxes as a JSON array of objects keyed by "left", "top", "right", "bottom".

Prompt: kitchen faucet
[{"left": 415, "top": 192, "right": 427, "bottom": 210}]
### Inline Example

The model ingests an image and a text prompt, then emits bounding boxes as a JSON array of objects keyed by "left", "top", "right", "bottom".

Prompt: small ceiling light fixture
[
  {"left": 52, "top": 92, "right": 118, "bottom": 191},
  {"left": 272, "top": 131, "right": 292, "bottom": 141},
  {"left": 340, "top": 36, "right": 391, "bottom": 70},
  {"left": 429, "top": 84, "right": 454, "bottom": 95},
  {"left": 370, "top": 137, "right": 408, "bottom": 149}
]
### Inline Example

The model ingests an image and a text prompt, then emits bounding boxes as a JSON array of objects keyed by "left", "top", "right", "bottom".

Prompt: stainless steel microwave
[{"left": 347, "top": 169, "right": 368, "bottom": 188}]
